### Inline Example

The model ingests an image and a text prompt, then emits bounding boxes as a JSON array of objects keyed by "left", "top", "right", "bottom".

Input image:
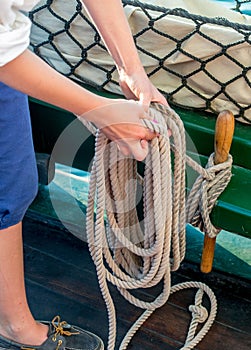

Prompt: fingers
[
  {"left": 120, "top": 76, "right": 168, "bottom": 110},
  {"left": 139, "top": 88, "right": 169, "bottom": 108},
  {"left": 135, "top": 140, "right": 149, "bottom": 161},
  {"left": 154, "top": 94, "right": 169, "bottom": 106},
  {"left": 119, "top": 81, "right": 138, "bottom": 101},
  {"left": 83, "top": 98, "right": 162, "bottom": 161},
  {"left": 144, "top": 128, "right": 158, "bottom": 140},
  {"left": 117, "top": 139, "right": 149, "bottom": 161},
  {"left": 116, "top": 142, "right": 130, "bottom": 157}
]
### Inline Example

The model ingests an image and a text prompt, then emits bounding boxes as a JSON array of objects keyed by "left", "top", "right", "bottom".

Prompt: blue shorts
[{"left": 0, "top": 82, "right": 38, "bottom": 229}]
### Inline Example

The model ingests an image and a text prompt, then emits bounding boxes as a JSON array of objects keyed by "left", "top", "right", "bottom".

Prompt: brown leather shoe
[{"left": 0, "top": 316, "right": 104, "bottom": 350}]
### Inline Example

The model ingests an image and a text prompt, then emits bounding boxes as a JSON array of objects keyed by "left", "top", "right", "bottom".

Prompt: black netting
[
  {"left": 28, "top": 0, "right": 251, "bottom": 124},
  {"left": 234, "top": 0, "right": 251, "bottom": 12}
]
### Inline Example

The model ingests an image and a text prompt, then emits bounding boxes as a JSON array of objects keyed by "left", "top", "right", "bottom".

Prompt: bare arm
[
  {"left": 0, "top": 49, "right": 105, "bottom": 116},
  {"left": 82, "top": 0, "right": 167, "bottom": 106},
  {"left": 82, "top": 0, "right": 140, "bottom": 74},
  {"left": 0, "top": 49, "right": 156, "bottom": 160}
]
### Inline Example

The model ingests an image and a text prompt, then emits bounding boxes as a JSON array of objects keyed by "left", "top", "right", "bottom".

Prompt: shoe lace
[
  {"left": 51, "top": 316, "right": 80, "bottom": 342},
  {"left": 20, "top": 316, "right": 80, "bottom": 350}
]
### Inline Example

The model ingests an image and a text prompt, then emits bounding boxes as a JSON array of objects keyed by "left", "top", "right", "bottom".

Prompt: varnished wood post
[{"left": 200, "top": 110, "right": 235, "bottom": 273}]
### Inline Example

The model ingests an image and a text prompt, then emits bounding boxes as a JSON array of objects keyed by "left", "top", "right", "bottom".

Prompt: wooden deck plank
[
  {"left": 23, "top": 218, "right": 251, "bottom": 350},
  {"left": 26, "top": 280, "right": 179, "bottom": 350}
]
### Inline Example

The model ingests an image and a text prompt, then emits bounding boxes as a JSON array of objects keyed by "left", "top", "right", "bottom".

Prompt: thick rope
[
  {"left": 186, "top": 153, "right": 233, "bottom": 237},
  {"left": 81, "top": 103, "right": 232, "bottom": 349}
]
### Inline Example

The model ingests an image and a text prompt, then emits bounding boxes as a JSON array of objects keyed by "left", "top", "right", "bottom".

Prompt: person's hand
[
  {"left": 101, "top": 122, "right": 155, "bottom": 161},
  {"left": 78, "top": 99, "right": 157, "bottom": 161},
  {"left": 118, "top": 66, "right": 168, "bottom": 108}
]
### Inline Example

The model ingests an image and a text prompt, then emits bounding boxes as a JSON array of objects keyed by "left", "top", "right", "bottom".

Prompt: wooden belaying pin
[{"left": 200, "top": 110, "right": 235, "bottom": 273}]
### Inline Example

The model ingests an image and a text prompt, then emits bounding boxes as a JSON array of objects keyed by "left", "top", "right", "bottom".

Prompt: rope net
[
  {"left": 235, "top": 0, "right": 251, "bottom": 12},
  {"left": 29, "top": 0, "right": 251, "bottom": 124}
]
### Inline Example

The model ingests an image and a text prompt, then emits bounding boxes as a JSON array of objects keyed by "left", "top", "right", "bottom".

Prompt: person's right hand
[{"left": 78, "top": 99, "right": 157, "bottom": 161}]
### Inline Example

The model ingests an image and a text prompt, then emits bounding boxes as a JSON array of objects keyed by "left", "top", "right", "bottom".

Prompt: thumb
[{"left": 135, "top": 139, "right": 149, "bottom": 161}]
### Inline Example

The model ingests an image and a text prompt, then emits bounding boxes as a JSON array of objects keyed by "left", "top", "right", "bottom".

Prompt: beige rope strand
[{"left": 80, "top": 103, "right": 233, "bottom": 350}]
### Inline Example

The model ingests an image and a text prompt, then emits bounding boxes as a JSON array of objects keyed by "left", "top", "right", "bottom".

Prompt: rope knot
[
  {"left": 203, "top": 167, "right": 217, "bottom": 181},
  {"left": 186, "top": 152, "right": 233, "bottom": 237},
  {"left": 203, "top": 153, "right": 233, "bottom": 181},
  {"left": 189, "top": 304, "right": 208, "bottom": 323}
]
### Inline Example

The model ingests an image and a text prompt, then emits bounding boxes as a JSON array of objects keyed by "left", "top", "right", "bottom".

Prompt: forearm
[
  {"left": 81, "top": 0, "right": 142, "bottom": 74},
  {"left": 0, "top": 49, "right": 106, "bottom": 116}
]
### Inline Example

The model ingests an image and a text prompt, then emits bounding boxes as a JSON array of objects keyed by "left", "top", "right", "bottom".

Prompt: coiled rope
[{"left": 81, "top": 103, "right": 232, "bottom": 349}]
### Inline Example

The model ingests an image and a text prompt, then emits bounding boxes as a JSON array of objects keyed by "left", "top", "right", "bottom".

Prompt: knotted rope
[
  {"left": 186, "top": 153, "right": 233, "bottom": 237},
  {"left": 81, "top": 103, "right": 232, "bottom": 349}
]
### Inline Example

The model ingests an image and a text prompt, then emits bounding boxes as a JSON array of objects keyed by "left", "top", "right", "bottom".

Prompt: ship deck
[{"left": 23, "top": 215, "right": 251, "bottom": 350}]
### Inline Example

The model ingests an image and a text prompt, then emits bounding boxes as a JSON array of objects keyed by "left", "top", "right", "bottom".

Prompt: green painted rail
[{"left": 28, "top": 84, "right": 251, "bottom": 239}]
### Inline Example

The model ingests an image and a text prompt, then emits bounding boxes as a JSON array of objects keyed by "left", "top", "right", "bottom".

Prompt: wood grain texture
[
  {"left": 200, "top": 110, "right": 235, "bottom": 274},
  {"left": 23, "top": 217, "right": 250, "bottom": 350}
]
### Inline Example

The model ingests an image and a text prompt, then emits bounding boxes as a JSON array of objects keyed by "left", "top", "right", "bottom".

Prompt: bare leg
[{"left": 0, "top": 222, "right": 48, "bottom": 345}]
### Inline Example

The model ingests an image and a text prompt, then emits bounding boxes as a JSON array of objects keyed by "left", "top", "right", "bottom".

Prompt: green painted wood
[
  {"left": 28, "top": 89, "right": 251, "bottom": 238},
  {"left": 187, "top": 152, "right": 251, "bottom": 238},
  {"left": 176, "top": 107, "right": 251, "bottom": 170},
  {"left": 67, "top": 83, "right": 251, "bottom": 168},
  {"left": 29, "top": 99, "right": 95, "bottom": 171}
]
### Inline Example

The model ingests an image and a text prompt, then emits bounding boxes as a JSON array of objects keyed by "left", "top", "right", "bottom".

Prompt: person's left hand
[{"left": 118, "top": 66, "right": 168, "bottom": 108}]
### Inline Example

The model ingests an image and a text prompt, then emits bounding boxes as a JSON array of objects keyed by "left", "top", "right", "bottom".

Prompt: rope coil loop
[
  {"left": 186, "top": 153, "right": 233, "bottom": 237},
  {"left": 82, "top": 103, "right": 231, "bottom": 349}
]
